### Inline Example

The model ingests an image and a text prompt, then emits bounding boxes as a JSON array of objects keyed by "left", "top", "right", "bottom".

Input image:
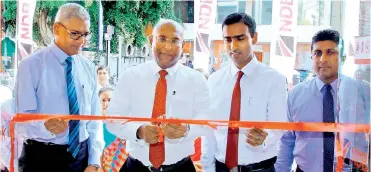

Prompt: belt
[
  {"left": 146, "top": 156, "right": 192, "bottom": 172},
  {"left": 238, "top": 157, "right": 276, "bottom": 171},
  {"left": 296, "top": 158, "right": 367, "bottom": 172},
  {"left": 25, "top": 139, "right": 88, "bottom": 147}
]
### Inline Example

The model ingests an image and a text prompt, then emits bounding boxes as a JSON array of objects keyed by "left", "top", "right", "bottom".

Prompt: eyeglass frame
[
  {"left": 153, "top": 35, "right": 183, "bottom": 47},
  {"left": 58, "top": 22, "right": 91, "bottom": 40}
]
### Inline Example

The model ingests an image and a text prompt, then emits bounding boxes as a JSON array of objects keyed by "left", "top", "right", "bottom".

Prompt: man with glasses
[
  {"left": 16, "top": 3, "right": 104, "bottom": 172},
  {"left": 106, "top": 19, "right": 213, "bottom": 172}
]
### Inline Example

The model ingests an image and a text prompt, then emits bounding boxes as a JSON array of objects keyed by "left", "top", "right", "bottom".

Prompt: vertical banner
[
  {"left": 16, "top": 0, "right": 36, "bottom": 63},
  {"left": 193, "top": 0, "right": 217, "bottom": 71},
  {"left": 98, "top": 0, "right": 104, "bottom": 51},
  {"left": 270, "top": 0, "right": 298, "bottom": 89}
]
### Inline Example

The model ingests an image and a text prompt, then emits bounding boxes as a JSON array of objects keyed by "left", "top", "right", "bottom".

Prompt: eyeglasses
[
  {"left": 154, "top": 36, "right": 183, "bottom": 46},
  {"left": 58, "top": 23, "right": 91, "bottom": 40}
]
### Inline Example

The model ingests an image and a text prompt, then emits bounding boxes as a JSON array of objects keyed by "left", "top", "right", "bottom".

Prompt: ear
[
  {"left": 53, "top": 23, "right": 59, "bottom": 35},
  {"left": 252, "top": 32, "right": 258, "bottom": 45},
  {"left": 149, "top": 35, "right": 153, "bottom": 48},
  {"left": 181, "top": 41, "right": 185, "bottom": 52}
]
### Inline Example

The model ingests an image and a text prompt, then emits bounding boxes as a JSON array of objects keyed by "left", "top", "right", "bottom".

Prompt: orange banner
[{"left": 8, "top": 114, "right": 370, "bottom": 172}]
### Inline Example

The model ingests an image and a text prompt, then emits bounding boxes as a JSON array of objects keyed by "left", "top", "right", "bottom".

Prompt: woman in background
[{"left": 98, "top": 87, "right": 128, "bottom": 172}]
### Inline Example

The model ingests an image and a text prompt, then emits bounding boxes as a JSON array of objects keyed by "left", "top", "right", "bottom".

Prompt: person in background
[
  {"left": 0, "top": 98, "right": 16, "bottom": 172},
  {"left": 97, "top": 66, "right": 110, "bottom": 91},
  {"left": 99, "top": 87, "right": 115, "bottom": 146},
  {"left": 202, "top": 12, "right": 287, "bottom": 172},
  {"left": 0, "top": 85, "right": 12, "bottom": 105},
  {"left": 275, "top": 29, "right": 370, "bottom": 172},
  {"left": 98, "top": 87, "right": 128, "bottom": 172},
  {"left": 16, "top": 3, "right": 104, "bottom": 172}
]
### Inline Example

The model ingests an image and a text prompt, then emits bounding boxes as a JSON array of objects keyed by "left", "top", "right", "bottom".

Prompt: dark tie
[
  {"left": 225, "top": 71, "right": 244, "bottom": 169},
  {"left": 149, "top": 70, "right": 167, "bottom": 169},
  {"left": 65, "top": 57, "right": 80, "bottom": 158},
  {"left": 323, "top": 84, "right": 335, "bottom": 172}
]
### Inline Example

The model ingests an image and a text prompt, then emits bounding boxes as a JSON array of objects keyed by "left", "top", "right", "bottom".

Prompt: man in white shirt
[
  {"left": 106, "top": 19, "right": 212, "bottom": 172},
  {"left": 201, "top": 13, "right": 287, "bottom": 172},
  {"left": 96, "top": 66, "right": 110, "bottom": 91}
]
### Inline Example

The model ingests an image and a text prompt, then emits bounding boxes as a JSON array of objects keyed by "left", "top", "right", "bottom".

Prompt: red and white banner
[
  {"left": 193, "top": 0, "right": 217, "bottom": 71},
  {"left": 354, "top": 35, "right": 371, "bottom": 64},
  {"left": 16, "top": 0, "right": 36, "bottom": 62},
  {"left": 270, "top": 0, "right": 298, "bottom": 87}
]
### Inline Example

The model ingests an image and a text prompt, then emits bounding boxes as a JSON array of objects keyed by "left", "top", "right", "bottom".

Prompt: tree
[
  {"left": 102, "top": 0, "right": 180, "bottom": 53},
  {"left": 2, "top": 0, "right": 97, "bottom": 48},
  {"left": 2, "top": 0, "right": 179, "bottom": 53}
]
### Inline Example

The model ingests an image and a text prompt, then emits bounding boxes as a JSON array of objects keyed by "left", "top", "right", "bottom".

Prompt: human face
[
  {"left": 97, "top": 69, "right": 109, "bottom": 86},
  {"left": 149, "top": 23, "right": 184, "bottom": 69},
  {"left": 99, "top": 90, "right": 112, "bottom": 116},
  {"left": 223, "top": 22, "right": 258, "bottom": 69},
  {"left": 53, "top": 17, "right": 90, "bottom": 56},
  {"left": 312, "top": 40, "right": 339, "bottom": 84}
]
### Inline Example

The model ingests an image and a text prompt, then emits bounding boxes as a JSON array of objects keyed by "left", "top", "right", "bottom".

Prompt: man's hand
[
  {"left": 245, "top": 128, "right": 268, "bottom": 147},
  {"left": 162, "top": 123, "right": 187, "bottom": 139},
  {"left": 84, "top": 165, "right": 98, "bottom": 172},
  {"left": 193, "top": 161, "right": 203, "bottom": 172},
  {"left": 137, "top": 124, "right": 160, "bottom": 144},
  {"left": 44, "top": 118, "right": 69, "bottom": 135}
]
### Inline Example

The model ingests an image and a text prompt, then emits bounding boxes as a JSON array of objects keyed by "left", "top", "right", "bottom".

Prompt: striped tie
[{"left": 65, "top": 57, "right": 80, "bottom": 158}]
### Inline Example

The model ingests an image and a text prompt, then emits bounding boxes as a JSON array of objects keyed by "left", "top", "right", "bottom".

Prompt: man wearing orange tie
[{"left": 106, "top": 19, "right": 212, "bottom": 172}]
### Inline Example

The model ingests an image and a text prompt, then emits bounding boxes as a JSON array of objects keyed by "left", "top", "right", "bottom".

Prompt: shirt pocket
[
  {"left": 80, "top": 83, "right": 93, "bottom": 115},
  {"left": 168, "top": 92, "right": 193, "bottom": 119}
]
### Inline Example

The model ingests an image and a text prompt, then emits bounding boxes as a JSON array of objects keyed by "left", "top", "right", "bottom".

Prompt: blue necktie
[
  {"left": 323, "top": 84, "right": 335, "bottom": 172},
  {"left": 65, "top": 57, "right": 80, "bottom": 158}
]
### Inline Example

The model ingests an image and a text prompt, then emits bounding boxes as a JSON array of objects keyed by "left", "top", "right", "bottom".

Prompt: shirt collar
[
  {"left": 315, "top": 76, "right": 339, "bottom": 93},
  {"left": 49, "top": 41, "right": 73, "bottom": 64},
  {"left": 151, "top": 60, "right": 179, "bottom": 77},
  {"left": 230, "top": 55, "right": 258, "bottom": 78}
]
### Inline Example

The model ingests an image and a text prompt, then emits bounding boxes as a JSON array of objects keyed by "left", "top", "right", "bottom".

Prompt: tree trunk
[{"left": 38, "top": 9, "right": 53, "bottom": 46}]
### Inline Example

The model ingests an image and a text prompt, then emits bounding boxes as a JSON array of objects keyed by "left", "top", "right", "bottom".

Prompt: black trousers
[
  {"left": 296, "top": 158, "right": 367, "bottom": 172},
  {"left": 18, "top": 139, "right": 88, "bottom": 172},
  {"left": 0, "top": 168, "right": 9, "bottom": 172},
  {"left": 216, "top": 157, "right": 276, "bottom": 172},
  {"left": 119, "top": 156, "right": 196, "bottom": 172}
]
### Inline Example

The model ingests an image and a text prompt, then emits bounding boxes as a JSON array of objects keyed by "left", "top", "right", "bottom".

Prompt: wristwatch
[
  {"left": 182, "top": 124, "right": 191, "bottom": 138},
  {"left": 90, "top": 164, "right": 100, "bottom": 169}
]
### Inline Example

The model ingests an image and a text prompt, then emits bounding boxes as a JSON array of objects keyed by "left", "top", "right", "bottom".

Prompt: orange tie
[
  {"left": 225, "top": 71, "right": 244, "bottom": 169},
  {"left": 149, "top": 70, "right": 167, "bottom": 169}
]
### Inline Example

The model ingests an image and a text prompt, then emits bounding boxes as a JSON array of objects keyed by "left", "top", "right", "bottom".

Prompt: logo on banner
[
  {"left": 275, "top": 36, "right": 295, "bottom": 57},
  {"left": 196, "top": 33, "right": 209, "bottom": 54}
]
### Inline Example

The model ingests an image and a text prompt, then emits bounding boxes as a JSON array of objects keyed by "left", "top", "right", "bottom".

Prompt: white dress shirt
[
  {"left": 201, "top": 57, "right": 288, "bottom": 172},
  {"left": 106, "top": 60, "right": 213, "bottom": 166}
]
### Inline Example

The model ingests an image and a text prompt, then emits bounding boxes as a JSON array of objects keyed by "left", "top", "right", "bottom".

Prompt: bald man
[{"left": 106, "top": 19, "right": 213, "bottom": 172}]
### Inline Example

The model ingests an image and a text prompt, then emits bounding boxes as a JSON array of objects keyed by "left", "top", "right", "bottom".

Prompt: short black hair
[
  {"left": 97, "top": 65, "right": 109, "bottom": 74},
  {"left": 222, "top": 12, "right": 256, "bottom": 38},
  {"left": 311, "top": 29, "right": 340, "bottom": 51}
]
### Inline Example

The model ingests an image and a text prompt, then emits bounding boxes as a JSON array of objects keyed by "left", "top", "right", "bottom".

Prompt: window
[
  {"left": 174, "top": 1, "right": 194, "bottom": 23},
  {"left": 252, "top": 0, "right": 272, "bottom": 25},
  {"left": 297, "top": 0, "right": 331, "bottom": 26},
  {"left": 217, "top": 5, "right": 238, "bottom": 24}
]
